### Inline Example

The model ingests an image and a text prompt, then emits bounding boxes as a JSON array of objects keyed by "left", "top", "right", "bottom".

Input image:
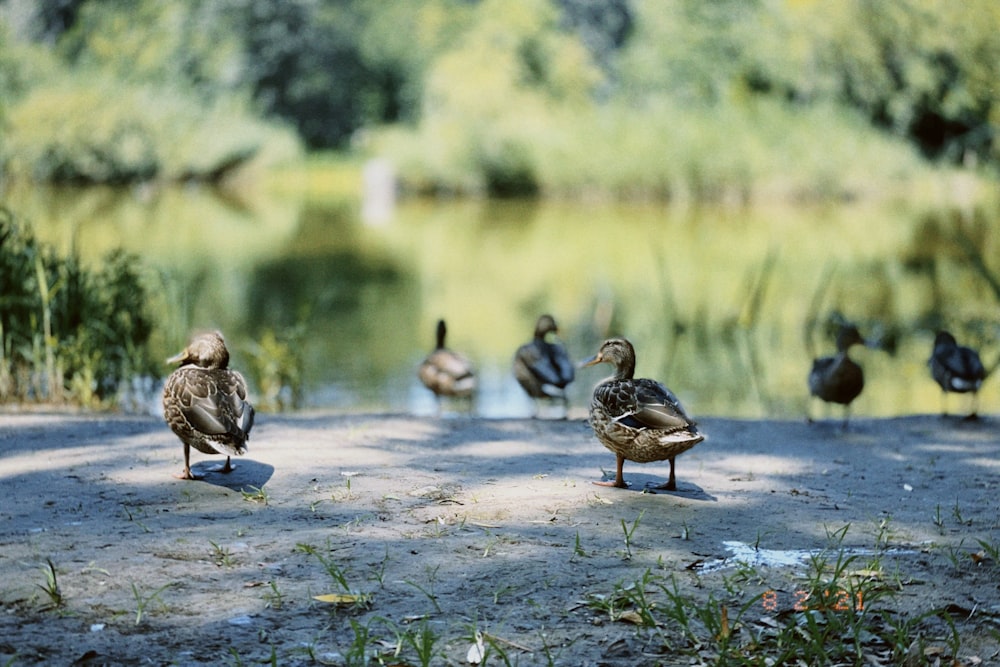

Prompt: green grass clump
[{"left": 585, "top": 525, "right": 962, "bottom": 665}]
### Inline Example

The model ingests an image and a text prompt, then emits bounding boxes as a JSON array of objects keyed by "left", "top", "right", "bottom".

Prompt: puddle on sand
[{"left": 696, "top": 541, "right": 917, "bottom": 574}]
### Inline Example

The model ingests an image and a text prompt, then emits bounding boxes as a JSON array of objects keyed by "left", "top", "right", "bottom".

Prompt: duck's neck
[{"left": 612, "top": 358, "right": 635, "bottom": 381}]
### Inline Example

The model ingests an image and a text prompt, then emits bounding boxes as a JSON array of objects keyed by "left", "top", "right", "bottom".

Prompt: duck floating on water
[
  {"left": 513, "top": 314, "right": 575, "bottom": 417},
  {"left": 163, "top": 331, "right": 255, "bottom": 480},
  {"left": 582, "top": 338, "right": 703, "bottom": 490},
  {"left": 418, "top": 319, "right": 477, "bottom": 409},
  {"left": 808, "top": 324, "right": 866, "bottom": 428},
  {"left": 929, "top": 330, "right": 986, "bottom": 419}
]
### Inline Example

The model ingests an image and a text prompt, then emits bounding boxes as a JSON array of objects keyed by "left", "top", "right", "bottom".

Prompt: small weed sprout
[
  {"left": 130, "top": 582, "right": 171, "bottom": 626},
  {"left": 262, "top": 581, "right": 284, "bottom": 609},
  {"left": 620, "top": 510, "right": 645, "bottom": 560},
  {"left": 399, "top": 618, "right": 441, "bottom": 667},
  {"left": 295, "top": 543, "right": 353, "bottom": 593},
  {"left": 37, "top": 558, "right": 64, "bottom": 611},
  {"left": 240, "top": 485, "right": 269, "bottom": 505},
  {"left": 209, "top": 540, "right": 235, "bottom": 568}
]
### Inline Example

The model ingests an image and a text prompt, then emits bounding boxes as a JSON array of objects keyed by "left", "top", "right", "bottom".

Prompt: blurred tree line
[{"left": 0, "top": 0, "right": 997, "bottom": 193}]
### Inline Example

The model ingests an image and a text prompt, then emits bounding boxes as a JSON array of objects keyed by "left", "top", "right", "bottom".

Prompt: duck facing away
[
  {"left": 582, "top": 338, "right": 704, "bottom": 490},
  {"left": 929, "top": 330, "right": 986, "bottom": 419},
  {"left": 513, "top": 314, "right": 575, "bottom": 417},
  {"left": 163, "top": 331, "right": 255, "bottom": 480},
  {"left": 808, "top": 324, "right": 866, "bottom": 428},
  {"left": 418, "top": 319, "right": 477, "bottom": 408}
]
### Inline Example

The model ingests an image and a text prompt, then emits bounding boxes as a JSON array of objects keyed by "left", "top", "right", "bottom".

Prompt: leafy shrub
[
  {"left": 2, "top": 73, "right": 301, "bottom": 184},
  {"left": 0, "top": 208, "right": 155, "bottom": 406}
]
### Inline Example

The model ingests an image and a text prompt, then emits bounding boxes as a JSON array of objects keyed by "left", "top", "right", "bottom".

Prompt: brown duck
[
  {"left": 582, "top": 338, "right": 704, "bottom": 490},
  {"left": 929, "top": 330, "right": 986, "bottom": 419},
  {"left": 418, "top": 319, "right": 477, "bottom": 405},
  {"left": 513, "top": 314, "right": 575, "bottom": 416},
  {"left": 163, "top": 331, "right": 255, "bottom": 480},
  {"left": 808, "top": 324, "right": 865, "bottom": 428}
]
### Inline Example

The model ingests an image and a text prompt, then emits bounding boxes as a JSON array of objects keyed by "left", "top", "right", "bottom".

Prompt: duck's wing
[
  {"left": 934, "top": 346, "right": 986, "bottom": 391},
  {"left": 546, "top": 341, "right": 575, "bottom": 387},
  {"left": 518, "top": 341, "right": 573, "bottom": 391},
  {"left": 429, "top": 349, "right": 475, "bottom": 381},
  {"left": 181, "top": 370, "right": 253, "bottom": 439},
  {"left": 604, "top": 379, "right": 692, "bottom": 432},
  {"left": 955, "top": 347, "right": 986, "bottom": 381}
]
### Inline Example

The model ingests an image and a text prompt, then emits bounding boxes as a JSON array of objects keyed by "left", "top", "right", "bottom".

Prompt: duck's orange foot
[
  {"left": 592, "top": 479, "right": 629, "bottom": 489},
  {"left": 174, "top": 468, "right": 201, "bottom": 480}
]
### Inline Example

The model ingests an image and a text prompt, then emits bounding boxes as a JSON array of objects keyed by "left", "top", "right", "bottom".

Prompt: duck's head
[
  {"left": 835, "top": 325, "right": 866, "bottom": 352},
  {"left": 932, "top": 330, "right": 957, "bottom": 351},
  {"left": 168, "top": 331, "right": 230, "bottom": 370},
  {"left": 534, "top": 314, "right": 559, "bottom": 338},
  {"left": 581, "top": 338, "right": 636, "bottom": 380},
  {"left": 434, "top": 319, "right": 448, "bottom": 348}
]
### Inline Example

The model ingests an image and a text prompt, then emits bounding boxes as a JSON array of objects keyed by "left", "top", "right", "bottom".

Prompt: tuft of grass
[
  {"left": 582, "top": 524, "right": 965, "bottom": 664},
  {"left": 36, "top": 558, "right": 64, "bottom": 611},
  {"left": 130, "top": 581, "right": 172, "bottom": 626},
  {"left": 620, "top": 510, "right": 645, "bottom": 561},
  {"left": 262, "top": 580, "right": 285, "bottom": 610},
  {"left": 240, "top": 485, "right": 270, "bottom": 505},
  {"left": 295, "top": 542, "right": 352, "bottom": 593},
  {"left": 209, "top": 540, "right": 235, "bottom": 568}
]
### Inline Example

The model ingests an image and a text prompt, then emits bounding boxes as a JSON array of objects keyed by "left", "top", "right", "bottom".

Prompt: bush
[
  {"left": 2, "top": 73, "right": 301, "bottom": 184},
  {"left": 0, "top": 208, "right": 155, "bottom": 406}
]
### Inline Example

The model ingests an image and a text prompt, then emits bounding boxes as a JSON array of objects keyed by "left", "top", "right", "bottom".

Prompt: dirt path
[{"left": 0, "top": 411, "right": 998, "bottom": 665}]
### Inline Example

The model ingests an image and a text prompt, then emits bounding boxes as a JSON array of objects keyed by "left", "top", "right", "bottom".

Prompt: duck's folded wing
[
  {"left": 182, "top": 399, "right": 231, "bottom": 436},
  {"left": 182, "top": 374, "right": 253, "bottom": 438},
  {"left": 527, "top": 349, "right": 565, "bottom": 387},
  {"left": 630, "top": 380, "right": 693, "bottom": 430},
  {"left": 548, "top": 344, "right": 575, "bottom": 385}
]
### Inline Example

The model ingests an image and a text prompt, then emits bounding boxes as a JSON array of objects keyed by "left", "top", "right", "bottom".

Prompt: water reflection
[{"left": 9, "top": 182, "right": 999, "bottom": 418}]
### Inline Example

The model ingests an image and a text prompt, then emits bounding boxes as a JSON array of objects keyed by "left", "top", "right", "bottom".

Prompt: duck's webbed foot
[{"left": 207, "top": 457, "right": 235, "bottom": 474}]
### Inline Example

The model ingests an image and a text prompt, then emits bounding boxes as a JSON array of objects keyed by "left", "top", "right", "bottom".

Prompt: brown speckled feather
[
  {"left": 163, "top": 366, "right": 254, "bottom": 457},
  {"left": 513, "top": 314, "right": 575, "bottom": 401},
  {"left": 418, "top": 319, "right": 477, "bottom": 399},
  {"left": 590, "top": 376, "right": 702, "bottom": 463},
  {"left": 163, "top": 332, "right": 254, "bottom": 478},
  {"left": 808, "top": 325, "right": 865, "bottom": 407},
  {"left": 582, "top": 338, "right": 703, "bottom": 488}
]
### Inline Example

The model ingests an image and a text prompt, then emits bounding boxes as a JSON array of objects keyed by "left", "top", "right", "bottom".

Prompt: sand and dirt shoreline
[{"left": 1, "top": 410, "right": 998, "bottom": 665}]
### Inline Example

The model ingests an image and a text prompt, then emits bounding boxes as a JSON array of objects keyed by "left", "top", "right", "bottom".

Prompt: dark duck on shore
[
  {"left": 163, "top": 331, "right": 255, "bottom": 480},
  {"left": 808, "top": 324, "right": 866, "bottom": 428},
  {"left": 929, "top": 330, "right": 986, "bottom": 419},
  {"left": 582, "top": 338, "right": 704, "bottom": 490},
  {"left": 513, "top": 314, "right": 575, "bottom": 417},
  {"left": 418, "top": 319, "right": 477, "bottom": 407}
]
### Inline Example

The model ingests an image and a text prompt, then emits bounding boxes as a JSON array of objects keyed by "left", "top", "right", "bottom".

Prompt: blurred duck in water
[
  {"left": 163, "top": 331, "right": 254, "bottom": 480},
  {"left": 418, "top": 319, "right": 477, "bottom": 411},
  {"left": 929, "top": 330, "right": 986, "bottom": 419},
  {"left": 513, "top": 314, "right": 575, "bottom": 418},
  {"left": 808, "top": 324, "right": 866, "bottom": 429},
  {"left": 582, "top": 338, "right": 704, "bottom": 490}
]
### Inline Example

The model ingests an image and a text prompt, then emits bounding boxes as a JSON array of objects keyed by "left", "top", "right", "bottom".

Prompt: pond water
[{"left": 6, "top": 177, "right": 999, "bottom": 419}]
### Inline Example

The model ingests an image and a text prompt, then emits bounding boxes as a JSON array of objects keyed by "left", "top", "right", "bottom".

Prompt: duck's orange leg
[
  {"left": 652, "top": 457, "right": 677, "bottom": 491},
  {"left": 174, "top": 443, "right": 201, "bottom": 480},
  {"left": 594, "top": 454, "right": 628, "bottom": 488}
]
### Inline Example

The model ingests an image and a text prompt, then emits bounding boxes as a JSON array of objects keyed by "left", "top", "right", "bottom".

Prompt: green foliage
[
  {"left": 3, "top": 72, "right": 299, "bottom": 184},
  {"left": 0, "top": 209, "right": 155, "bottom": 406},
  {"left": 3, "top": 0, "right": 1000, "bottom": 190}
]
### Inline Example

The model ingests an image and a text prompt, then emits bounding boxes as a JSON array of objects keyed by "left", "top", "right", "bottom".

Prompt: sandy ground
[{"left": 0, "top": 409, "right": 998, "bottom": 666}]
